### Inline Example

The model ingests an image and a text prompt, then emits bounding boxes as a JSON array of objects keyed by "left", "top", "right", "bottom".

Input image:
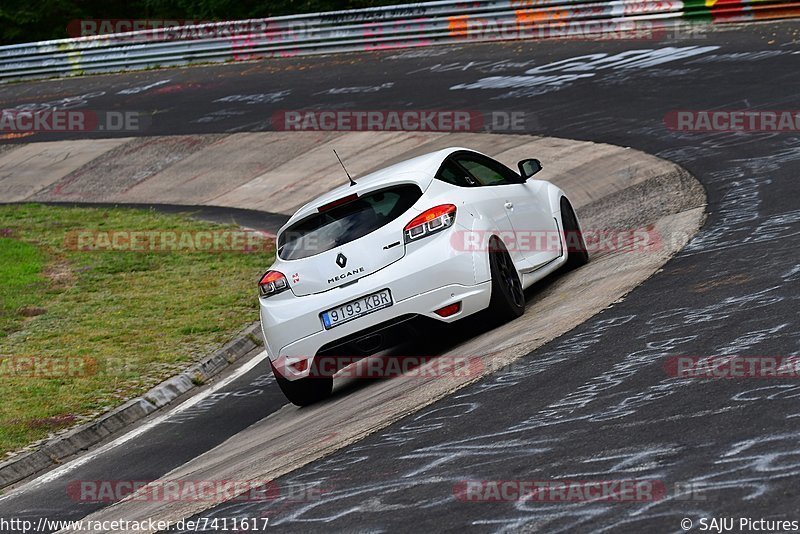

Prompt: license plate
[{"left": 321, "top": 289, "right": 393, "bottom": 329}]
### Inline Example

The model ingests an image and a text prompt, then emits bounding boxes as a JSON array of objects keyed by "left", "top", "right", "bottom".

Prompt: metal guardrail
[{"left": 1, "top": 0, "right": 798, "bottom": 81}]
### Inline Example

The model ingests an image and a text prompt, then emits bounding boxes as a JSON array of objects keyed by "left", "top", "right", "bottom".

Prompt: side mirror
[{"left": 518, "top": 158, "right": 542, "bottom": 180}]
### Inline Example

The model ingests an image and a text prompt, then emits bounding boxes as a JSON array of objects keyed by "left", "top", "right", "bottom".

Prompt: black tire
[
  {"left": 270, "top": 360, "right": 333, "bottom": 407},
  {"left": 561, "top": 197, "right": 589, "bottom": 270},
  {"left": 486, "top": 238, "right": 525, "bottom": 322}
]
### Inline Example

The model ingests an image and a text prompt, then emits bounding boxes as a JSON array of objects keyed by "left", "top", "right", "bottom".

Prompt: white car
[{"left": 259, "top": 147, "right": 588, "bottom": 405}]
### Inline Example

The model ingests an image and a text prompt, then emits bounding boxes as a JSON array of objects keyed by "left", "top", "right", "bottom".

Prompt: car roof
[{"left": 282, "top": 146, "right": 475, "bottom": 229}]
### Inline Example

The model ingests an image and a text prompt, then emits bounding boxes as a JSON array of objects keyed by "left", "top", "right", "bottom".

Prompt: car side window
[
  {"left": 435, "top": 160, "right": 477, "bottom": 187},
  {"left": 454, "top": 155, "right": 520, "bottom": 186}
]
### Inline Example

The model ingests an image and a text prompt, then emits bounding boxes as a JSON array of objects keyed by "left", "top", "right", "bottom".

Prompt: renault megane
[{"left": 258, "top": 147, "right": 588, "bottom": 405}]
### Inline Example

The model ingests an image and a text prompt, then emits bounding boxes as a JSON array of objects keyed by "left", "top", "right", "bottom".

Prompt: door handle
[{"left": 504, "top": 202, "right": 513, "bottom": 209}]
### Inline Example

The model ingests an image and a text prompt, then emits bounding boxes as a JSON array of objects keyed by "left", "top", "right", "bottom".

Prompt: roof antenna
[{"left": 334, "top": 149, "right": 356, "bottom": 187}]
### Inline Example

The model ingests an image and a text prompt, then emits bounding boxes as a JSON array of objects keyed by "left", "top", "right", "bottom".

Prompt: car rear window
[{"left": 278, "top": 184, "right": 423, "bottom": 260}]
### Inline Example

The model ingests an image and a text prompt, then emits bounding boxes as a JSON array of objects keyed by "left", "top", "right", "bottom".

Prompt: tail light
[
  {"left": 434, "top": 302, "right": 461, "bottom": 317},
  {"left": 404, "top": 204, "right": 457, "bottom": 243},
  {"left": 259, "top": 270, "right": 289, "bottom": 298}
]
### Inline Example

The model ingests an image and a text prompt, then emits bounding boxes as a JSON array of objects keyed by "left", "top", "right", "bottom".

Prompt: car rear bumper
[
  {"left": 264, "top": 280, "right": 490, "bottom": 381},
  {"left": 260, "top": 228, "right": 488, "bottom": 370}
]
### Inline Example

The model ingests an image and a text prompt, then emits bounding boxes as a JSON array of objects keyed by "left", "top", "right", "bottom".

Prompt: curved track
[{"left": 0, "top": 20, "right": 798, "bottom": 533}]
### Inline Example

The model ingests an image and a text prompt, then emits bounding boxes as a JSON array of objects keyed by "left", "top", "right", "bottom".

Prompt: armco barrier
[{"left": 0, "top": 0, "right": 798, "bottom": 82}]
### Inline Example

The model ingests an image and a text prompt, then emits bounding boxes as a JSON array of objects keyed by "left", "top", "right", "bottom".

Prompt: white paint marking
[{"left": 117, "top": 80, "right": 171, "bottom": 95}]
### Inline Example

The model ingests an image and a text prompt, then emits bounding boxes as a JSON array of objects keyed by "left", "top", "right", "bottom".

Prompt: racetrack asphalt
[
  {"left": 0, "top": 20, "right": 798, "bottom": 533},
  {"left": 0, "top": 202, "right": 290, "bottom": 234}
]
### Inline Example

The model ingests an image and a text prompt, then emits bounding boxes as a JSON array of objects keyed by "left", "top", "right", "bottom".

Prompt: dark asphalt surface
[
  {"left": 0, "top": 20, "right": 798, "bottom": 533},
  {"left": 0, "top": 202, "right": 290, "bottom": 234},
  {"left": 0, "top": 349, "right": 287, "bottom": 525}
]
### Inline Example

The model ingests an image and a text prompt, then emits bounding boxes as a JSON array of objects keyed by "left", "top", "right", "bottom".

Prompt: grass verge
[{"left": 0, "top": 204, "right": 272, "bottom": 458}]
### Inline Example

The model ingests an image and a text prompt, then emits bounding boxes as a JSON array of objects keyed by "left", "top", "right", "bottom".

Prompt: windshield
[{"left": 278, "top": 184, "right": 422, "bottom": 260}]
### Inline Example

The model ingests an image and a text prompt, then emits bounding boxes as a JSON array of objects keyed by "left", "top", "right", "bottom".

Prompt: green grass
[
  {"left": 0, "top": 204, "right": 273, "bottom": 457},
  {"left": 0, "top": 237, "right": 47, "bottom": 337}
]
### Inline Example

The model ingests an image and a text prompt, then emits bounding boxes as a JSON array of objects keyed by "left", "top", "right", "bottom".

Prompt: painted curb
[{"left": 0, "top": 322, "right": 263, "bottom": 489}]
